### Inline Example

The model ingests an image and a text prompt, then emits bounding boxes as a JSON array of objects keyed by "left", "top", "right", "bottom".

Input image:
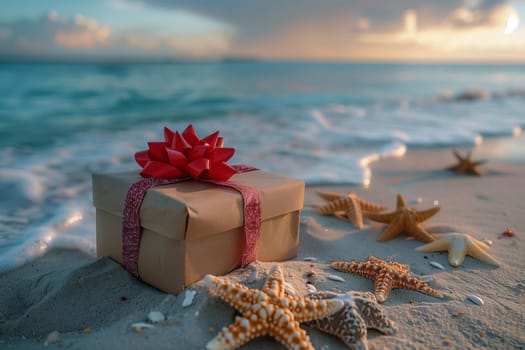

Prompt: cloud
[
  {"left": 404, "top": 9, "right": 418, "bottom": 34},
  {"left": 54, "top": 15, "right": 111, "bottom": 49},
  {"left": 132, "top": 0, "right": 522, "bottom": 61},
  {"left": 0, "top": 10, "right": 233, "bottom": 59},
  {"left": 352, "top": 1, "right": 524, "bottom": 62},
  {"left": 0, "top": 12, "right": 112, "bottom": 56},
  {"left": 0, "top": 1, "right": 521, "bottom": 62},
  {"left": 448, "top": 1, "right": 516, "bottom": 28}
]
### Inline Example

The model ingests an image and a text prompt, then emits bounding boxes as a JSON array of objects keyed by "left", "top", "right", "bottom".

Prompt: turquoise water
[{"left": 0, "top": 61, "right": 524, "bottom": 270}]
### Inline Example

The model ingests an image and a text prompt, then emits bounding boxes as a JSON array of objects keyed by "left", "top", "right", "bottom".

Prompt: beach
[{"left": 1, "top": 135, "right": 524, "bottom": 350}]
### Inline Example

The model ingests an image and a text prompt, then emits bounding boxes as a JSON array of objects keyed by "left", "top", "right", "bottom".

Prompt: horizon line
[{"left": 0, "top": 55, "right": 524, "bottom": 65}]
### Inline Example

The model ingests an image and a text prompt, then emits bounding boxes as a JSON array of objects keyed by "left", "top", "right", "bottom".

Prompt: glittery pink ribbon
[{"left": 122, "top": 165, "right": 260, "bottom": 278}]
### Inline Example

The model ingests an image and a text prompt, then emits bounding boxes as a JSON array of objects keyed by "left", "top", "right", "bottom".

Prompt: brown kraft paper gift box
[{"left": 92, "top": 169, "right": 305, "bottom": 294}]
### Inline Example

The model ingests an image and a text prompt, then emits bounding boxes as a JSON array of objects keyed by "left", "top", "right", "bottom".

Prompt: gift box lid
[{"left": 92, "top": 170, "right": 305, "bottom": 241}]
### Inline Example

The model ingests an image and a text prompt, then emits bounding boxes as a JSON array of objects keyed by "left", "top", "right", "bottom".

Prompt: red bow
[{"left": 135, "top": 125, "right": 237, "bottom": 181}]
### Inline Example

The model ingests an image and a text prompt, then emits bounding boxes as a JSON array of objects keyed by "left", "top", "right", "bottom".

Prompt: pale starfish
[
  {"left": 205, "top": 265, "right": 344, "bottom": 350},
  {"left": 415, "top": 233, "right": 500, "bottom": 267},
  {"left": 447, "top": 149, "right": 486, "bottom": 176},
  {"left": 364, "top": 194, "right": 439, "bottom": 243},
  {"left": 305, "top": 291, "right": 397, "bottom": 350},
  {"left": 330, "top": 256, "right": 445, "bottom": 303},
  {"left": 315, "top": 190, "right": 387, "bottom": 229}
]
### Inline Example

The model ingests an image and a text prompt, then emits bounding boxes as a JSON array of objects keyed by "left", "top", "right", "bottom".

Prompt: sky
[{"left": 0, "top": 0, "right": 523, "bottom": 62}]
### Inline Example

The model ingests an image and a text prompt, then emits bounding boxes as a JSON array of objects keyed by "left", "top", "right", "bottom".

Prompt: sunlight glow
[
  {"left": 504, "top": 14, "right": 519, "bottom": 34},
  {"left": 65, "top": 211, "right": 84, "bottom": 227},
  {"left": 404, "top": 9, "right": 418, "bottom": 34}
]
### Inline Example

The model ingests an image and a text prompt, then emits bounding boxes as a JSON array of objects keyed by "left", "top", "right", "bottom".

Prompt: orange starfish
[
  {"left": 205, "top": 265, "right": 344, "bottom": 350},
  {"left": 330, "top": 256, "right": 445, "bottom": 303},
  {"left": 315, "top": 190, "right": 387, "bottom": 229},
  {"left": 364, "top": 194, "right": 439, "bottom": 243},
  {"left": 447, "top": 149, "right": 486, "bottom": 176}
]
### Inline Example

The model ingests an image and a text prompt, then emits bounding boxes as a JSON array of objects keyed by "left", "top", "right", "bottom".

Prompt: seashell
[
  {"left": 131, "top": 322, "right": 155, "bottom": 330},
  {"left": 433, "top": 200, "right": 440, "bottom": 206},
  {"left": 327, "top": 274, "right": 346, "bottom": 282},
  {"left": 306, "top": 283, "right": 318, "bottom": 293},
  {"left": 45, "top": 331, "right": 61, "bottom": 345},
  {"left": 147, "top": 311, "right": 165, "bottom": 323},
  {"left": 182, "top": 289, "right": 196, "bottom": 308},
  {"left": 467, "top": 295, "right": 484, "bottom": 306},
  {"left": 303, "top": 257, "right": 318, "bottom": 262},
  {"left": 246, "top": 270, "right": 258, "bottom": 284},
  {"left": 430, "top": 261, "right": 445, "bottom": 270},
  {"left": 284, "top": 282, "right": 297, "bottom": 296}
]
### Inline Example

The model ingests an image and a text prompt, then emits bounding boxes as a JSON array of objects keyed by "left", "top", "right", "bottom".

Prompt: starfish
[
  {"left": 305, "top": 291, "right": 397, "bottom": 350},
  {"left": 330, "top": 256, "right": 444, "bottom": 303},
  {"left": 415, "top": 233, "right": 500, "bottom": 267},
  {"left": 205, "top": 265, "right": 344, "bottom": 350},
  {"left": 315, "top": 190, "right": 387, "bottom": 229},
  {"left": 447, "top": 149, "right": 486, "bottom": 176},
  {"left": 364, "top": 194, "right": 439, "bottom": 243}
]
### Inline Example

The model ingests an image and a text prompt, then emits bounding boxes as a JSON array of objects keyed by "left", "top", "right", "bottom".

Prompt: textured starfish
[
  {"left": 416, "top": 233, "right": 500, "bottom": 267},
  {"left": 315, "top": 190, "right": 387, "bottom": 229},
  {"left": 447, "top": 149, "right": 486, "bottom": 176},
  {"left": 330, "top": 256, "right": 444, "bottom": 303},
  {"left": 364, "top": 194, "right": 439, "bottom": 243},
  {"left": 205, "top": 265, "right": 344, "bottom": 350},
  {"left": 305, "top": 291, "right": 397, "bottom": 350}
]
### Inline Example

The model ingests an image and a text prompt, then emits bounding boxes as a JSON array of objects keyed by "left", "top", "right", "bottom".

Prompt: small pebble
[
  {"left": 327, "top": 274, "right": 346, "bottom": 282},
  {"left": 420, "top": 275, "right": 434, "bottom": 283},
  {"left": 481, "top": 239, "right": 493, "bottom": 246},
  {"left": 45, "top": 331, "right": 60, "bottom": 345},
  {"left": 182, "top": 290, "right": 196, "bottom": 308},
  {"left": 246, "top": 270, "right": 258, "bottom": 284},
  {"left": 82, "top": 328, "right": 91, "bottom": 334},
  {"left": 452, "top": 310, "right": 465, "bottom": 317},
  {"left": 433, "top": 200, "right": 440, "bottom": 206},
  {"left": 467, "top": 295, "right": 484, "bottom": 306},
  {"left": 147, "top": 311, "right": 165, "bottom": 323},
  {"left": 430, "top": 261, "right": 445, "bottom": 270},
  {"left": 501, "top": 228, "right": 515, "bottom": 237}
]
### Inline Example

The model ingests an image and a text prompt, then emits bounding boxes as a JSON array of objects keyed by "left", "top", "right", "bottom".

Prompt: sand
[{"left": 1, "top": 136, "right": 524, "bottom": 349}]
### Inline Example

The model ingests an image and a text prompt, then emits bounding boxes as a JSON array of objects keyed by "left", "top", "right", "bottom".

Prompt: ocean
[{"left": 1, "top": 61, "right": 524, "bottom": 271}]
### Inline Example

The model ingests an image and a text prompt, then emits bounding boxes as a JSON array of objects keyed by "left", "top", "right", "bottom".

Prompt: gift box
[{"left": 92, "top": 170, "right": 304, "bottom": 294}]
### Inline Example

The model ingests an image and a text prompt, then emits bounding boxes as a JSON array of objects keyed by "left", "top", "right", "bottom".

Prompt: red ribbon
[
  {"left": 122, "top": 125, "right": 260, "bottom": 279},
  {"left": 135, "top": 124, "right": 237, "bottom": 181}
]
